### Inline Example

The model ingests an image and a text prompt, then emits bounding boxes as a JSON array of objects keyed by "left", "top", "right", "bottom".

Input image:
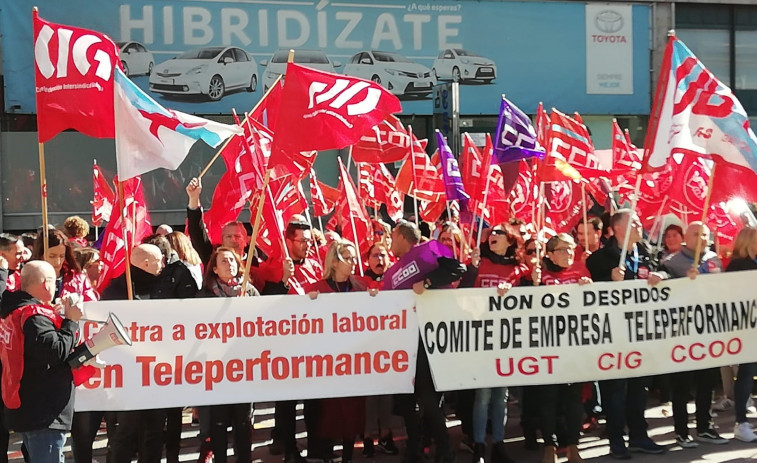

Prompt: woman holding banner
[
  {"left": 197, "top": 247, "right": 258, "bottom": 463},
  {"left": 535, "top": 233, "right": 592, "bottom": 463},
  {"left": 307, "top": 239, "right": 378, "bottom": 463},
  {"left": 461, "top": 222, "right": 526, "bottom": 463},
  {"left": 726, "top": 226, "right": 757, "bottom": 442}
]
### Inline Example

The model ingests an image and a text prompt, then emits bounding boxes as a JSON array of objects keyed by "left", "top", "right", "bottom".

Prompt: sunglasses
[
  {"left": 374, "top": 230, "right": 384, "bottom": 236},
  {"left": 490, "top": 229, "right": 507, "bottom": 236},
  {"left": 525, "top": 249, "right": 537, "bottom": 255}
]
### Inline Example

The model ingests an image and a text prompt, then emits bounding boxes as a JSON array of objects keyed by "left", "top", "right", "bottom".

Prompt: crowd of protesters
[{"left": 0, "top": 175, "right": 756, "bottom": 463}]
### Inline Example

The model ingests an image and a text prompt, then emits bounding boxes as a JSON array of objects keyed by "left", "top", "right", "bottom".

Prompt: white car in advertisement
[
  {"left": 343, "top": 51, "right": 435, "bottom": 98},
  {"left": 149, "top": 46, "right": 258, "bottom": 101},
  {"left": 117, "top": 41, "right": 154, "bottom": 76},
  {"left": 260, "top": 49, "right": 340, "bottom": 92},
  {"left": 432, "top": 48, "right": 497, "bottom": 83}
]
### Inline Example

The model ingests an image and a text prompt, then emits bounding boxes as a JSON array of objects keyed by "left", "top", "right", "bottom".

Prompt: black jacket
[
  {"left": 2, "top": 291, "right": 77, "bottom": 432},
  {"left": 101, "top": 267, "right": 162, "bottom": 301},
  {"left": 726, "top": 257, "right": 757, "bottom": 272},
  {"left": 586, "top": 236, "right": 656, "bottom": 282},
  {"left": 186, "top": 207, "right": 266, "bottom": 266}
]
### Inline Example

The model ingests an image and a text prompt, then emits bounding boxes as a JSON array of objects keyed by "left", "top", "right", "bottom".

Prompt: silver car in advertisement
[
  {"left": 343, "top": 51, "right": 435, "bottom": 98},
  {"left": 149, "top": 46, "right": 259, "bottom": 101}
]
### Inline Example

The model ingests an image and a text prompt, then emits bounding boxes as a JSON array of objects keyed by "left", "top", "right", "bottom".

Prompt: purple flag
[
  {"left": 435, "top": 130, "right": 470, "bottom": 205},
  {"left": 492, "top": 96, "right": 546, "bottom": 164}
]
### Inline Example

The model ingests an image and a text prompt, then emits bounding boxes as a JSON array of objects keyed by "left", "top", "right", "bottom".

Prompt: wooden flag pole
[
  {"left": 198, "top": 73, "right": 284, "bottom": 179},
  {"left": 691, "top": 163, "right": 717, "bottom": 268},
  {"left": 240, "top": 50, "right": 295, "bottom": 295},
  {"left": 240, "top": 170, "right": 271, "bottom": 295},
  {"left": 38, "top": 142, "right": 50, "bottom": 256},
  {"left": 117, "top": 181, "right": 134, "bottom": 300}
]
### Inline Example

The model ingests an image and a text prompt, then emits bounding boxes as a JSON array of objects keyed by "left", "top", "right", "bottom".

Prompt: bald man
[
  {"left": 100, "top": 244, "right": 178, "bottom": 463},
  {"left": 0, "top": 261, "right": 82, "bottom": 463}
]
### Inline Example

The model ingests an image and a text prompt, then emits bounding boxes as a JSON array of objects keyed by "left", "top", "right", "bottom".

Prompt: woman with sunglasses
[
  {"left": 306, "top": 239, "right": 378, "bottom": 463},
  {"left": 536, "top": 233, "right": 592, "bottom": 463},
  {"left": 461, "top": 223, "right": 528, "bottom": 463}
]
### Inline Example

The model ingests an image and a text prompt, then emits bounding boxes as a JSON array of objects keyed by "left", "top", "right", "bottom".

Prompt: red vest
[
  {"left": 540, "top": 261, "right": 591, "bottom": 286},
  {"left": 475, "top": 259, "right": 528, "bottom": 288},
  {"left": 0, "top": 304, "right": 61, "bottom": 409}
]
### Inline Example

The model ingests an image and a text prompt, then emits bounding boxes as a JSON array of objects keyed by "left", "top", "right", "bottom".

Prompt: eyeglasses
[
  {"left": 369, "top": 253, "right": 387, "bottom": 259},
  {"left": 293, "top": 238, "right": 313, "bottom": 245},
  {"left": 490, "top": 229, "right": 507, "bottom": 236},
  {"left": 525, "top": 249, "right": 537, "bottom": 255},
  {"left": 550, "top": 247, "right": 574, "bottom": 254}
]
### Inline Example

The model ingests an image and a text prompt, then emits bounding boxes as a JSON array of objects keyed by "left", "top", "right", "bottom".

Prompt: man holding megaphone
[{"left": 0, "top": 260, "right": 83, "bottom": 463}]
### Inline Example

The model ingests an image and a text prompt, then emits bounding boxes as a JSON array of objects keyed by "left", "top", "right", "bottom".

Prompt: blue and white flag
[
  {"left": 491, "top": 96, "right": 546, "bottom": 164},
  {"left": 114, "top": 68, "right": 242, "bottom": 180}
]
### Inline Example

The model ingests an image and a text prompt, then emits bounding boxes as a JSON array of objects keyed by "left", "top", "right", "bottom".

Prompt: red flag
[
  {"left": 461, "top": 133, "right": 485, "bottom": 205},
  {"left": 395, "top": 139, "right": 445, "bottom": 202},
  {"left": 309, "top": 170, "right": 337, "bottom": 217},
  {"left": 250, "top": 77, "right": 283, "bottom": 128},
  {"left": 33, "top": 10, "right": 120, "bottom": 143},
  {"left": 544, "top": 180, "right": 590, "bottom": 233},
  {"left": 549, "top": 109, "right": 606, "bottom": 178},
  {"left": 536, "top": 102, "right": 549, "bottom": 148},
  {"left": 269, "top": 177, "right": 308, "bottom": 223},
  {"left": 91, "top": 163, "right": 115, "bottom": 226},
  {"left": 334, "top": 159, "right": 373, "bottom": 254},
  {"left": 351, "top": 115, "right": 411, "bottom": 164},
  {"left": 610, "top": 119, "right": 642, "bottom": 174},
  {"left": 419, "top": 199, "right": 447, "bottom": 223},
  {"left": 269, "top": 63, "right": 401, "bottom": 174},
  {"left": 203, "top": 118, "right": 268, "bottom": 244},
  {"left": 374, "top": 164, "right": 405, "bottom": 222},
  {"left": 249, "top": 188, "right": 287, "bottom": 262},
  {"left": 357, "top": 163, "right": 376, "bottom": 208},
  {"left": 508, "top": 160, "right": 538, "bottom": 224},
  {"left": 97, "top": 176, "right": 152, "bottom": 292}
]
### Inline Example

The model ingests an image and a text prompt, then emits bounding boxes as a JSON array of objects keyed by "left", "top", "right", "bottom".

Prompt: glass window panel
[
  {"left": 676, "top": 29, "right": 731, "bottom": 85},
  {"left": 736, "top": 31, "right": 757, "bottom": 90}
]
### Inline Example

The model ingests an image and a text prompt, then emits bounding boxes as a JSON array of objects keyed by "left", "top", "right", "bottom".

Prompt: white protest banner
[
  {"left": 417, "top": 271, "right": 757, "bottom": 390},
  {"left": 76, "top": 290, "right": 417, "bottom": 411}
]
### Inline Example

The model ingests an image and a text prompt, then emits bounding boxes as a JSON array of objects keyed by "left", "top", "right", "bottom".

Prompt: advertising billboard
[{"left": 1, "top": 0, "right": 650, "bottom": 116}]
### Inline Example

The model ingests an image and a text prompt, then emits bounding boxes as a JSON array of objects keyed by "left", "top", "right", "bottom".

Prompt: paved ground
[{"left": 9, "top": 397, "right": 757, "bottom": 463}]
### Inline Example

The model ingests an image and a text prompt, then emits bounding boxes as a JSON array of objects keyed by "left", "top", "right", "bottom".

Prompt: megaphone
[{"left": 67, "top": 313, "right": 133, "bottom": 368}]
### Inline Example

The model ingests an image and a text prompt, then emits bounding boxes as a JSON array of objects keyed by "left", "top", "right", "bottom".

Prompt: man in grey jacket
[{"left": 659, "top": 222, "right": 728, "bottom": 448}]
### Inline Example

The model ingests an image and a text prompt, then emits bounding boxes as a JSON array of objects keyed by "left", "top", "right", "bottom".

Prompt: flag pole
[
  {"left": 344, "top": 150, "right": 365, "bottom": 277},
  {"left": 581, "top": 182, "right": 589, "bottom": 251},
  {"left": 198, "top": 73, "right": 284, "bottom": 179},
  {"left": 618, "top": 31, "right": 675, "bottom": 269},
  {"left": 444, "top": 201, "right": 459, "bottom": 261},
  {"left": 117, "top": 180, "right": 134, "bottom": 300},
  {"left": 474, "top": 165, "right": 493, "bottom": 248},
  {"left": 38, "top": 142, "right": 50, "bottom": 256},
  {"left": 408, "top": 124, "right": 419, "bottom": 225},
  {"left": 304, "top": 207, "right": 321, "bottom": 263},
  {"left": 691, "top": 163, "right": 717, "bottom": 268},
  {"left": 240, "top": 50, "right": 294, "bottom": 295}
]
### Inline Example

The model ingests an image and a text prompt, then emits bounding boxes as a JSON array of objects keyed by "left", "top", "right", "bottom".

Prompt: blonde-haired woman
[
  {"left": 727, "top": 227, "right": 757, "bottom": 442},
  {"left": 166, "top": 231, "right": 203, "bottom": 289},
  {"left": 307, "top": 239, "right": 378, "bottom": 463}
]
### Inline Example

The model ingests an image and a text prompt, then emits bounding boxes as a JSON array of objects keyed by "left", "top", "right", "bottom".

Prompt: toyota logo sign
[{"left": 595, "top": 10, "right": 624, "bottom": 33}]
